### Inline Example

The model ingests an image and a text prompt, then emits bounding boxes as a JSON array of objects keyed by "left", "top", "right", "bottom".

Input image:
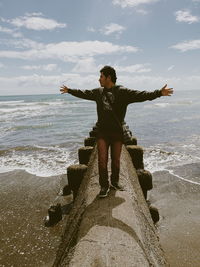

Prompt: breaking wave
[{"left": 0, "top": 145, "right": 76, "bottom": 177}]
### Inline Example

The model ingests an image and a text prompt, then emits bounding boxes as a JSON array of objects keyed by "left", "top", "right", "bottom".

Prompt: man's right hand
[{"left": 60, "top": 85, "right": 69, "bottom": 94}]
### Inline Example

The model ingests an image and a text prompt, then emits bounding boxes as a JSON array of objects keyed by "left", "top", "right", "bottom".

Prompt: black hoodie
[{"left": 68, "top": 85, "right": 162, "bottom": 132}]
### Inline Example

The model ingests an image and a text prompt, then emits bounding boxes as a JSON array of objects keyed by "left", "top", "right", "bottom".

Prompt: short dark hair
[{"left": 100, "top": 65, "right": 117, "bottom": 83}]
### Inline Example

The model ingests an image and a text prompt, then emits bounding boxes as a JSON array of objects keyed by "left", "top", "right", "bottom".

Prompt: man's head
[{"left": 99, "top": 65, "right": 117, "bottom": 88}]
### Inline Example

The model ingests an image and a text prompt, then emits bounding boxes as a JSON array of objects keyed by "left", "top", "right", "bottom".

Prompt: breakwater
[{"left": 49, "top": 130, "right": 167, "bottom": 267}]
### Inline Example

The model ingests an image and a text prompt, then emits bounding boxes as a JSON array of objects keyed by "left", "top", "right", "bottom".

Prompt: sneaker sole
[
  {"left": 110, "top": 184, "right": 124, "bottom": 191},
  {"left": 98, "top": 188, "right": 110, "bottom": 198}
]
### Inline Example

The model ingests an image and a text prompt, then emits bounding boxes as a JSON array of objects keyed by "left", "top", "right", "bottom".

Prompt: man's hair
[{"left": 100, "top": 65, "right": 117, "bottom": 83}]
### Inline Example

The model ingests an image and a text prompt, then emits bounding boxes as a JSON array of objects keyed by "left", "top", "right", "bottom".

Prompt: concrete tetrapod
[
  {"left": 84, "top": 137, "right": 96, "bottom": 147},
  {"left": 67, "top": 164, "right": 88, "bottom": 200},
  {"left": 63, "top": 145, "right": 94, "bottom": 197},
  {"left": 89, "top": 130, "right": 97, "bottom": 137},
  {"left": 124, "top": 136, "right": 137, "bottom": 146},
  {"left": 53, "top": 145, "right": 168, "bottom": 267},
  {"left": 136, "top": 169, "right": 153, "bottom": 200},
  {"left": 78, "top": 146, "right": 94, "bottom": 165},
  {"left": 149, "top": 206, "right": 160, "bottom": 224},
  {"left": 62, "top": 185, "right": 72, "bottom": 196},
  {"left": 126, "top": 145, "right": 144, "bottom": 169}
]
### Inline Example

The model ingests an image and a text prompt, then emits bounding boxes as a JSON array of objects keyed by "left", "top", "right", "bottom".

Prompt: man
[{"left": 60, "top": 66, "right": 173, "bottom": 198}]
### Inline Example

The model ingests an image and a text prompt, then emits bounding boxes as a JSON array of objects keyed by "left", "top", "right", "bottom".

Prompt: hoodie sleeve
[
  {"left": 121, "top": 87, "right": 162, "bottom": 104},
  {"left": 68, "top": 88, "right": 97, "bottom": 101}
]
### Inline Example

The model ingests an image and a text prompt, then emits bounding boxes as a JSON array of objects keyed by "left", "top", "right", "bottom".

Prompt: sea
[{"left": 0, "top": 89, "right": 200, "bottom": 186}]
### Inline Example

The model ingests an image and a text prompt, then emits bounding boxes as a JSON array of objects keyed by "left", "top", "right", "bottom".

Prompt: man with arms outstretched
[{"left": 60, "top": 66, "right": 173, "bottom": 198}]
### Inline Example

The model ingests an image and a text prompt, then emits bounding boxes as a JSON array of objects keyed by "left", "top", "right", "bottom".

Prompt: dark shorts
[{"left": 97, "top": 131, "right": 123, "bottom": 143}]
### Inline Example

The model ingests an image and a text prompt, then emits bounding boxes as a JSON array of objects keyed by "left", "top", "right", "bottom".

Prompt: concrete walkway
[{"left": 54, "top": 146, "right": 168, "bottom": 266}]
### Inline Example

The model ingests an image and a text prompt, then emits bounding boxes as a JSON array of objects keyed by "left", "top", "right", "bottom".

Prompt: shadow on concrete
[
  {"left": 61, "top": 202, "right": 73, "bottom": 215},
  {"left": 78, "top": 189, "right": 147, "bottom": 255}
]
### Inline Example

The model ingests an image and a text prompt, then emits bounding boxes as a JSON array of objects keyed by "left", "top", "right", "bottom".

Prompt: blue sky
[{"left": 0, "top": 0, "right": 200, "bottom": 95}]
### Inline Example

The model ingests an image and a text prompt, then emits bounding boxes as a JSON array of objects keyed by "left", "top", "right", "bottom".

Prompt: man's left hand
[{"left": 161, "top": 84, "right": 173, "bottom": 96}]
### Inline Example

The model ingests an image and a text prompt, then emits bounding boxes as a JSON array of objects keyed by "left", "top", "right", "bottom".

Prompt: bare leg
[
  {"left": 110, "top": 139, "right": 123, "bottom": 185},
  {"left": 97, "top": 136, "right": 109, "bottom": 187}
]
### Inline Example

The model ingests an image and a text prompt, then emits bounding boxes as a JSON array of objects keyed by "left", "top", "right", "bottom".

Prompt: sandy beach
[
  {"left": 0, "top": 167, "right": 200, "bottom": 266},
  {"left": 0, "top": 170, "right": 72, "bottom": 267},
  {"left": 150, "top": 170, "right": 200, "bottom": 267}
]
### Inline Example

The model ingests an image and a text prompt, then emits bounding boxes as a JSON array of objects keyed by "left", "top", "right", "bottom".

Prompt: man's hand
[
  {"left": 60, "top": 85, "right": 69, "bottom": 94},
  {"left": 161, "top": 84, "right": 173, "bottom": 96}
]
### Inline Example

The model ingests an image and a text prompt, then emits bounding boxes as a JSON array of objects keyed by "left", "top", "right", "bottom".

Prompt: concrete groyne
[{"left": 52, "top": 133, "right": 168, "bottom": 266}]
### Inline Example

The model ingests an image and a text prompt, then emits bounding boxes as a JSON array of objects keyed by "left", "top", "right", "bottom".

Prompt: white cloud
[
  {"left": 72, "top": 60, "right": 151, "bottom": 74},
  {"left": 72, "top": 58, "right": 103, "bottom": 73},
  {"left": 87, "top": 23, "right": 126, "bottom": 37},
  {"left": 0, "top": 25, "right": 13, "bottom": 34},
  {"left": 25, "top": 12, "right": 43, "bottom": 17},
  {"left": 135, "top": 8, "right": 149, "bottom": 15},
  {"left": 118, "top": 74, "right": 175, "bottom": 90},
  {"left": 100, "top": 23, "right": 126, "bottom": 36},
  {"left": 0, "top": 25, "right": 22, "bottom": 37},
  {"left": 175, "top": 10, "right": 199, "bottom": 24},
  {"left": 4, "top": 13, "right": 66, "bottom": 31},
  {"left": 1, "top": 73, "right": 200, "bottom": 95},
  {"left": 171, "top": 39, "right": 200, "bottom": 52},
  {"left": 112, "top": 0, "right": 159, "bottom": 8},
  {"left": 117, "top": 74, "right": 200, "bottom": 91},
  {"left": 115, "top": 63, "right": 151, "bottom": 73},
  {"left": 87, "top": 26, "right": 96, "bottom": 32},
  {"left": 2, "top": 38, "right": 44, "bottom": 49},
  {"left": 22, "top": 64, "right": 57, "bottom": 71},
  {"left": 0, "top": 62, "right": 5, "bottom": 68},
  {"left": 44, "top": 64, "right": 58, "bottom": 71},
  {"left": 0, "top": 73, "right": 99, "bottom": 95},
  {"left": 11, "top": 32, "right": 23, "bottom": 38},
  {"left": 167, "top": 65, "right": 175, "bottom": 71},
  {"left": 0, "top": 40, "right": 139, "bottom": 62}
]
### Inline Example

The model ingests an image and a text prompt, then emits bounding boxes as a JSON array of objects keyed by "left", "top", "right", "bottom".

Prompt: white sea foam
[
  {"left": 144, "top": 135, "right": 200, "bottom": 185},
  {"left": 0, "top": 100, "right": 25, "bottom": 105},
  {"left": 167, "top": 169, "right": 200, "bottom": 186},
  {"left": 0, "top": 145, "right": 76, "bottom": 177},
  {"left": 144, "top": 144, "right": 200, "bottom": 173},
  {"left": 147, "top": 100, "right": 193, "bottom": 109},
  {"left": 0, "top": 99, "right": 90, "bottom": 117},
  {"left": 8, "top": 123, "right": 53, "bottom": 131},
  {"left": 0, "top": 105, "right": 44, "bottom": 113},
  {"left": 153, "top": 103, "right": 170, "bottom": 108},
  {"left": 176, "top": 100, "right": 193, "bottom": 105}
]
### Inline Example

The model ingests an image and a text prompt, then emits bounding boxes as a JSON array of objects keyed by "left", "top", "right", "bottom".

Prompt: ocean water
[{"left": 0, "top": 90, "right": 200, "bottom": 185}]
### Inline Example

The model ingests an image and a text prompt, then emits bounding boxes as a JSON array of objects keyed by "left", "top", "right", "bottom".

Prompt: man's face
[{"left": 99, "top": 72, "right": 109, "bottom": 87}]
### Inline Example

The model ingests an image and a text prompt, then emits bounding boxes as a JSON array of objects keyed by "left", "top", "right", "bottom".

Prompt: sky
[{"left": 0, "top": 0, "right": 200, "bottom": 95}]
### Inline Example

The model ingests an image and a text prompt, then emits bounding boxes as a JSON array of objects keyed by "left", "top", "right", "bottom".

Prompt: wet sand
[
  {"left": 150, "top": 170, "right": 200, "bottom": 267},
  {"left": 1, "top": 169, "right": 200, "bottom": 266},
  {"left": 0, "top": 170, "right": 72, "bottom": 267}
]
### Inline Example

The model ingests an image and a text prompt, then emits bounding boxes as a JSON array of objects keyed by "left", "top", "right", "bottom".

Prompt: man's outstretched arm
[
  {"left": 60, "top": 85, "right": 97, "bottom": 101},
  {"left": 123, "top": 84, "right": 173, "bottom": 104}
]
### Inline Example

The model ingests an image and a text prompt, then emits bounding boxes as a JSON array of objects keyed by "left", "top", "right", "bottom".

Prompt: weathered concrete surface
[{"left": 54, "top": 146, "right": 168, "bottom": 267}]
